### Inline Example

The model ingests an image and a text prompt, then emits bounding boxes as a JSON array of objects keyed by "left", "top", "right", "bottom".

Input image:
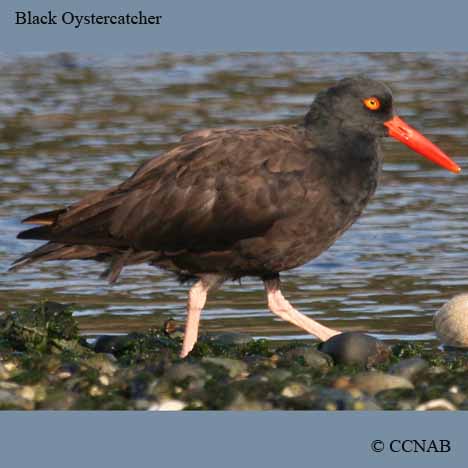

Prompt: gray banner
[
  {"left": 1, "top": 0, "right": 468, "bottom": 53},
  {"left": 0, "top": 412, "right": 465, "bottom": 467}
]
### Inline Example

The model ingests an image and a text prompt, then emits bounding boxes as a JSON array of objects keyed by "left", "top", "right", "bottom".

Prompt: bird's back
[{"left": 13, "top": 124, "right": 380, "bottom": 280}]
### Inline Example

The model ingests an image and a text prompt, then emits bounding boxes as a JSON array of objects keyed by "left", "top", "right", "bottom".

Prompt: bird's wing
[{"left": 18, "top": 126, "right": 322, "bottom": 253}]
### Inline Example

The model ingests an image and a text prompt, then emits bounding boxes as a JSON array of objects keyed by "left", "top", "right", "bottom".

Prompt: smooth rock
[
  {"left": 434, "top": 294, "right": 468, "bottom": 348},
  {"left": 227, "top": 392, "right": 273, "bottom": 410},
  {"left": 319, "top": 332, "right": 391, "bottom": 367},
  {"left": 202, "top": 357, "right": 248, "bottom": 378},
  {"left": 262, "top": 369, "right": 293, "bottom": 382},
  {"left": 351, "top": 372, "right": 414, "bottom": 396},
  {"left": 165, "top": 363, "right": 207, "bottom": 382},
  {"left": 284, "top": 346, "right": 333, "bottom": 370},
  {"left": 209, "top": 332, "right": 253, "bottom": 346},
  {"left": 389, "top": 357, "right": 429, "bottom": 381}
]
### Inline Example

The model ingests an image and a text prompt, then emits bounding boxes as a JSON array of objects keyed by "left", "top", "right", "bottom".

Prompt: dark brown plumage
[{"left": 11, "top": 76, "right": 459, "bottom": 357}]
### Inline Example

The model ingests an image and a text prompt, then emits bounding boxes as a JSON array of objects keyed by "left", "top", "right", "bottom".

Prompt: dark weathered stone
[
  {"left": 319, "top": 332, "right": 391, "bottom": 367},
  {"left": 208, "top": 332, "right": 254, "bottom": 346},
  {"left": 94, "top": 335, "right": 124, "bottom": 354}
]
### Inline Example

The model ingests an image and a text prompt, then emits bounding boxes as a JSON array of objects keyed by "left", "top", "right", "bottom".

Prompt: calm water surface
[{"left": 1, "top": 52, "right": 468, "bottom": 345}]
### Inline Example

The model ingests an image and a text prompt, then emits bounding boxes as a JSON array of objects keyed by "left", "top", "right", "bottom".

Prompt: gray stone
[
  {"left": 284, "top": 346, "right": 333, "bottom": 370},
  {"left": 262, "top": 368, "right": 293, "bottom": 382},
  {"left": 319, "top": 332, "right": 391, "bottom": 367},
  {"left": 351, "top": 372, "right": 414, "bottom": 396},
  {"left": 389, "top": 357, "right": 429, "bottom": 381},
  {"left": 165, "top": 362, "right": 207, "bottom": 382},
  {"left": 434, "top": 294, "right": 468, "bottom": 348},
  {"left": 94, "top": 335, "right": 126, "bottom": 354},
  {"left": 0, "top": 383, "right": 34, "bottom": 410},
  {"left": 209, "top": 332, "right": 253, "bottom": 346},
  {"left": 315, "top": 388, "right": 381, "bottom": 410},
  {"left": 202, "top": 357, "right": 248, "bottom": 378},
  {"left": 227, "top": 392, "right": 273, "bottom": 410}
]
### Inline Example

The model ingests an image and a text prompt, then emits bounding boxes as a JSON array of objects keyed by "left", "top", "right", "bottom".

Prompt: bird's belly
[
  {"left": 164, "top": 206, "right": 361, "bottom": 277},
  {"left": 237, "top": 213, "right": 356, "bottom": 273},
  {"left": 233, "top": 177, "right": 378, "bottom": 273},
  {"left": 164, "top": 169, "right": 378, "bottom": 278}
]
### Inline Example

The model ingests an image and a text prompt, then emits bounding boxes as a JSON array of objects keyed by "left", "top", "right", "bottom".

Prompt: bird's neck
[
  {"left": 302, "top": 114, "right": 384, "bottom": 204},
  {"left": 304, "top": 120, "right": 380, "bottom": 163}
]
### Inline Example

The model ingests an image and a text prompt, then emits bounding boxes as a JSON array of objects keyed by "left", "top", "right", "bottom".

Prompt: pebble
[
  {"left": 389, "top": 357, "right": 429, "bottom": 381},
  {"left": 227, "top": 392, "right": 272, "bottom": 410},
  {"left": 19, "top": 386, "right": 36, "bottom": 401},
  {"left": 0, "top": 383, "right": 35, "bottom": 410},
  {"left": 4, "top": 362, "right": 17, "bottom": 372},
  {"left": 416, "top": 399, "right": 457, "bottom": 411},
  {"left": 134, "top": 399, "right": 152, "bottom": 410},
  {"left": 57, "top": 371, "right": 73, "bottom": 380},
  {"left": 319, "top": 332, "right": 391, "bottom": 367},
  {"left": 0, "top": 363, "right": 10, "bottom": 380},
  {"left": 86, "top": 355, "right": 118, "bottom": 375},
  {"left": 149, "top": 399, "right": 186, "bottom": 411},
  {"left": 89, "top": 385, "right": 104, "bottom": 397},
  {"left": 315, "top": 388, "right": 381, "bottom": 411},
  {"left": 447, "top": 386, "right": 465, "bottom": 406},
  {"left": 434, "top": 294, "right": 468, "bottom": 348},
  {"left": 99, "top": 375, "right": 110, "bottom": 386},
  {"left": 281, "top": 382, "right": 309, "bottom": 398},
  {"left": 351, "top": 372, "right": 414, "bottom": 396},
  {"left": 40, "top": 392, "right": 78, "bottom": 410}
]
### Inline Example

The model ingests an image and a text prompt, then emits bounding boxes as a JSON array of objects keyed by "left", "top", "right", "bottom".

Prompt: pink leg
[
  {"left": 180, "top": 274, "right": 223, "bottom": 358},
  {"left": 264, "top": 278, "right": 341, "bottom": 342}
]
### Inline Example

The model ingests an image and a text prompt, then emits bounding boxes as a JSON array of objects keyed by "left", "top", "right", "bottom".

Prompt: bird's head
[{"left": 306, "top": 76, "right": 460, "bottom": 173}]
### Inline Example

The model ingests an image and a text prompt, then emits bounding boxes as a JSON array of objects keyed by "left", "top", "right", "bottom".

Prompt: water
[{"left": 1, "top": 52, "right": 468, "bottom": 345}]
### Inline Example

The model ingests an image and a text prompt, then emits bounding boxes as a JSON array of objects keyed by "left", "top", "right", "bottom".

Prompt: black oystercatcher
[{"left": 11, "top": 77, "right": 460, "bottom": 357}]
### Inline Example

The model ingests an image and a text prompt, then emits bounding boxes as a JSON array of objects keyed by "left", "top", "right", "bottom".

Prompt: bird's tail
[
  {"left": 10, "top": 241, "right": 161, "bottom": 284},
  {"left": 9, "top": 242, "right": 115, "bottom": 272}
]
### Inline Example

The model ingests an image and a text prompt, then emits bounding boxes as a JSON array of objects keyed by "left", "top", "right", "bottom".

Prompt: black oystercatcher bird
[{"left": 11, "top": 77, "right": 460, "bottom": 357}]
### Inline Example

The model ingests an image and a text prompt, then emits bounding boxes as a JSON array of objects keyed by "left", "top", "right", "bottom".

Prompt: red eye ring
[{"left": 363, "top": 97, "right": 381, "bottom": 111}]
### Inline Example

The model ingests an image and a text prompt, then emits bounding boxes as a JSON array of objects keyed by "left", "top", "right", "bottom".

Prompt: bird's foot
[{"left": 264, "top": 278, "right": 342, "bottom": 342}]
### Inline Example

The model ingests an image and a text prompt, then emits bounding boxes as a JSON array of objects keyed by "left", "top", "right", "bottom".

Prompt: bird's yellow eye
[{"left": 363, "top": 96, "right": 381, "bottom": 111}]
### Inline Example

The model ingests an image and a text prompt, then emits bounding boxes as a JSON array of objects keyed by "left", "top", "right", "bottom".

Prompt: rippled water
[{"left": 1, "top": 52, "right": 468, "bottom": 345}]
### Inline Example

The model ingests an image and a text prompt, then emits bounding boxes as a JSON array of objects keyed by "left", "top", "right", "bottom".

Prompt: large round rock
[
  {"left": 434, "top": 294, "right": 468, "bottom": 348},
  {"left": 319, "top": 332, "right": 390, "bottom": 367}
]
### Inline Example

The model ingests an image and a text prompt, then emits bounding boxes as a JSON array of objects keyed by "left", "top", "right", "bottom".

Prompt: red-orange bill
[{"left": 384, "top": 115, "right": 461, "bottom": 174}]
